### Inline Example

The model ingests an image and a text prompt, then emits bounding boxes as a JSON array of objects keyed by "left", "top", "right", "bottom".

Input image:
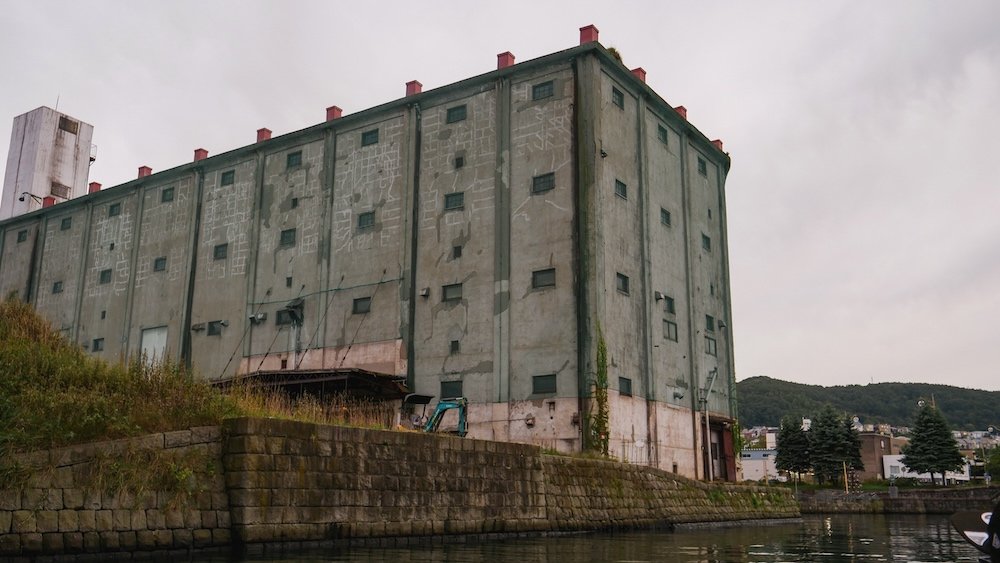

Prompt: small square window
[
  {"left": 710, "top": 284, "right": 715, "bottom": 296},
  {"left": 60, "top": 217, "right": 72, "bottom": 231},
  {"left": 286, "top": 277, "right": 292, "bottom": 288},
  {"left": 532, "top": 268, "right": 556, "bottom": 289},
  {"left": 353, "top": 296, "right": 372, "bottom": 314},
  {"left": 660, "top": 208, "right": 671, "bottom": 226},
  {"left": 213, "top": 243, "right": 229, "bottom": 260},
  {"left": 616, "top": 273, "right": 629, "bottom": 295},
  {"left": 697, "top": 157, "right": 708, "bottom": 176},
  {"left": 657, "top": 125, "right": 669, "bottom": 144},
  {"left": 109, "top": 243, "right": 114, "bottom": 250},
  {"left": 361, "top": 129, "right": 379, "bottom": 146},
  {"left": 614, "top": 180, "right": 627, "bottom": 200},
  {"left": 286, "top": 151, "right": 302, "bottom": 169},
  {"left": 291, "top": 197, "right": 299, "bottom": 209},
  {"left": 276, "top": 309, "right": 294, "bottom": 326},
  {"left": 702, "top": 234, "right": 711, "bottom": 252},
  {"left": 221, "top": 170, "right": 235, "bottom": 186},
  {"left": 532, "top": 172, "right": 555, "bottom": 194},
  {"left": 153, "top": 257, "right": 167, "bottom": 272},
  {"left": 446, "top": 105, "right": 467, "bottom": 124},
  {"left": 706, "top": 315, "right": 715, "bottom": 333},
  {"left": 612, "top": 87, "right": 625, "bottom": 109},
  {"left": 444, "top": 192, "right": 464, "bottom": 210},
  {"left": 452, "top": 245, "right": 462, "bottom": 259},
  {"left": 449, "top": 340, "right": 460, "bottom": 354},
  {"left": 532, "top": 81, "right": 554, "bottom": 101},
  {"left": 100, "top": 310, "right": 106, "bottom": 319},
  {"left": 92, "top": 338, "right": 104, "bottom": 352},
  {"left": 279, "top": 228, "right": 296, "bottom": 247},
  {"left": 358, "top": 211, "right": 375, "bottom": 230},
  {"left": 664, "top": 320, "right": 678, "bottom": 342},
  {"left": 619, "top": 376, "right": 633, "bottom": 397},
  {"left": 108, "top": 202, "right": 121, "bottom": 217},
  {"left": 708, "top": 208, "right": 712, "bottom": 220},
  {"left": 99, "top": 269, "right": 112, "bottom": 284},
  {"left": 441, "top": 380, "right": 463, "bottom": 399},
  {"left": 52, "top": 281, "right": 64, "bottom": 294},
  {"left": 533, "top": 374, "right": 557, "bottom": 395},
  {"left": 442, "top": 283, "right": 463, "bottom": 302},
  {"left": 664, "top": 296, "right": 676, "bottom": 315},
  {"left": 705, "top": 336, "right": 718, "bottom": 356},
  {"left": 59, "top": 116, "right": 79, "bottom": 134},
  {"left": 207, "top": 321, "right": 223, "bottom": 336},
  {"left": 17, "top": 230, "right": 28, "bottom": 243},
  {"left": 280, "top": 359, "right": 288, "bottom": 369},
  {"left": 161, "top": 186, "right": 175, "bottom": 203},
  {"left": 455, "top": 156, "right": 465, "bottom": 169}
]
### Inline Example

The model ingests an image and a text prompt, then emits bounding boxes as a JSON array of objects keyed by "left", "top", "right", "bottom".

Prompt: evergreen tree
[
  {"left": 775, "top": 415, "right": 810, "bottom": 482},
  {"left": 809, "top": 405, "right": 847, "bottom": 484},
  {"left": 841, "top": 416, "right": 864, "bottom": 471},
  {"left": 901, "top": 404, "right": 965, "bottom": 486}
]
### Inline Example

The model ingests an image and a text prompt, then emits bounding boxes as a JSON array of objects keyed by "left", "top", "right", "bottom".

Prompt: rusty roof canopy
[{"left": 212, "top": 368, "right": 409, "bottom": 401}]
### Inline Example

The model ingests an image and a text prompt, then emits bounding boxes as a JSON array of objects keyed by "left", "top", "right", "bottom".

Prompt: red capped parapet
[
  {"left": 326, "top": 106, "right": 343, "bottom": 121},
  {"left": 711, "top": 139, "right": 724, "bottom": 152},
  {"left": 631, "top": 67, "right": 646, "bottom": 83},
  {"left": 43, "top": 196, "right": 55, "bottom": 208},
  {"left": 89, "top": 182, "right": 101, "bottom": 194},
  {"left": 257, "top": 128, "right": 272, "bottom": 142},
  {"left": 138, "top": 166, "right": 152, "bottom": 178},
  {"left": 194, "top": 148, "right": 208, "bottom": 161},
  {"left": 580, "top": 24, "right": 599, "bottom": 44},
  {"left": 406, "top": 80, "right": 422, "bottom": 96},
  {"left": 674, "top": 106, "right": 688, "bottom": 120}
]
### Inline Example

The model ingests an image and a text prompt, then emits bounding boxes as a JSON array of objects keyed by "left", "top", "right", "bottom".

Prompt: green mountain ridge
[{"left": 736, "top": 376, "right": 999, "bottom": 430}]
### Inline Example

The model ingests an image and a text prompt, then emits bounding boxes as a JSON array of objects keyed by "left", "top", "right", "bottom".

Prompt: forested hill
[{"left": 736, "top": 376, "right": 999, "bottom": 430}]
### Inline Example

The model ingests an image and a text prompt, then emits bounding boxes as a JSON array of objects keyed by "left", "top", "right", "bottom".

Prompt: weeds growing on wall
[
  {"left": 81, "top": 445, "right": 219, "bottom": 509},
  {"left": 227, "top": 386, "right": 396, "bottom": 430},
  {"left": 584, "top": 322, "right": 610, "bottom": 456}
]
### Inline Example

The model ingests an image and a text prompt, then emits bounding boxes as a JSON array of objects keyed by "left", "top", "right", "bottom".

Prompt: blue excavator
[{"left": 402, "top": 394, "right": 468, "bottom": 437}]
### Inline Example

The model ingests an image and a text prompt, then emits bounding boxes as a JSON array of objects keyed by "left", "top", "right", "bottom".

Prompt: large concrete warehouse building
[{"left": 0, "top": 26, "right": 737, "bottom": 480}]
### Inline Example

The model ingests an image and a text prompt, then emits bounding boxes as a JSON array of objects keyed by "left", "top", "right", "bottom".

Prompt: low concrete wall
[{"left": 0, "top": 418, "right": 800, "bottom": 558}]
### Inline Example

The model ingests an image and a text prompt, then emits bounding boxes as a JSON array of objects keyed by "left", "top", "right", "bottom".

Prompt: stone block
[
  {"left": 41, "top": 532, "right": 63, "bottom": 553},
  {"left": 191, "top": 426, "right": 221, "bottom": 443},
  {"left": 172, "top": 528, "right": 192, "bottom": 547},
  {"left": 211, "top": 491, "right": 228, "bottom": 510},
  {"left": 0, "top": 490, "right": 19, "bottom": 510},
  {"left": 130, "top": 509, "right": 147, "bottom": 530},
  {"left": 216, "top": 510, "right": 231, "bottom": 528},
  {"left": 83, "top": 531, "right": 100, "bottom": 552},
  {"left": 94, "top": 510, "right": 113, "bottom": 531},
  {"left": 112, "top": 510, "right": 131, "bottom": 531},
  {"left": 77, "top": 510, "right": 95, "bottom": 532},
  {"left": 136, "top": 529, "right": 156, "bottom": 549},
  {"left": 118, "top": 531, "right": 138, "bottom": 551},
  {"left": 61, "top": 488, "right": 84, "bottom": 510},
  {"left": 35, "top": 511, "right": 58, "bottom": 533},
  {"left": 164, "top": 509, "right": 185, "bottom": 529},
  {"left": 185, "top": 508, "right": 201, "bottom": 528},
  {"left": 21, "top": 532, "right": 42, "bottom": 553},
  {"left": 145, "top": 509, "right": 165, "bottom": 529},
  {"left": 21, "top": 489, "right": 44, "bottom": 510},
  {"left": 201, "top": 510, "right": 217, "bottom": 528},
  {"left": 163, "top": 430, "right": 192, "bottom": 448},
  {"left": 154, "top": 529, "right": 172, "bottom": 547},
  {"left": 52, "top": 467, "right": 74, "bottom": 488},
  {"left": 83, "top": 490, "right": 102, "bottom": 510},
  {"left": 99, "top": 531, "right": 119, "bottom": 551},
  {"left": 192, "top": 528, "right": 213, "bottom": 547},
  {"left": 63, "top": 531, "right": 84, "bottom": 552},
  {"left": 213, "top": 528, "right": 231, "bottom": 545},
  {"left": 0, "top": 534, "right": 20, "bottom": 554},
  {"left": 58, "top": 509, "right": 80, "bottom": 532}
]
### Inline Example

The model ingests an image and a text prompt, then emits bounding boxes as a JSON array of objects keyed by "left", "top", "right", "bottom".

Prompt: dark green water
[{"left": 204, "top": 514, "right": 984, "bottom": 562}]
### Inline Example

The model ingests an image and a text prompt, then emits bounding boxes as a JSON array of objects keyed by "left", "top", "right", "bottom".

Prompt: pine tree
[
  {"left": 809, "top": 405, "right": 846, "bottom": 484},
  {"left": 901, "top": 404, "right": 965, "bottom": 486},
  {"left": 775, "top": 415, "right": 810, "bottom": 482}
]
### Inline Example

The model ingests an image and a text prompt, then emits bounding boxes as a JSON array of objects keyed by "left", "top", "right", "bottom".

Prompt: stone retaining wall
[
  {"left": 0, "top": 426, "right": 229, "bottom": 559},
  {"left": 0, "top": 418, "right": 800, "bottom": 559},
  {"left": 798, "top": 487, "right": 998, "bottom": 514}
]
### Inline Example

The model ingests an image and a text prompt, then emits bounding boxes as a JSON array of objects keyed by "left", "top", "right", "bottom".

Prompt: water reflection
[{"left": 200, "top": 514, "right": 982, "bottom": 562}]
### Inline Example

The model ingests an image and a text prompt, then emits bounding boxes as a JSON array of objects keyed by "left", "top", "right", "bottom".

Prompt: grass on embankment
[{"left": 0, "top": 297, "right": 394, "bottom": 456}]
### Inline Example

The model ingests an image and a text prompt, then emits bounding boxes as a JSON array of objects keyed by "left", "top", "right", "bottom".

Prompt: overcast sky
[{"left": 3, "top": 1, "right": 999, "bottom": 392}]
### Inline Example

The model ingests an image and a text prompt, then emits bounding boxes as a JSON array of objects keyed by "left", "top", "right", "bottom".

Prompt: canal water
[{"left": 204, "top": 514, "right": 984, "bottom": 562}]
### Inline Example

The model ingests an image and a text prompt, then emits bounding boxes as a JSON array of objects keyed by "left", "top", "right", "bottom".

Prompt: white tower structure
[{"left": 0, "top": 106, "right": 94, "bottom": 220}]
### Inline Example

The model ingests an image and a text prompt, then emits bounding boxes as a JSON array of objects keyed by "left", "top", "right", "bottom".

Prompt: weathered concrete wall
[{"left": 0, "top": 418, "right": 797, "bottom": 559}]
